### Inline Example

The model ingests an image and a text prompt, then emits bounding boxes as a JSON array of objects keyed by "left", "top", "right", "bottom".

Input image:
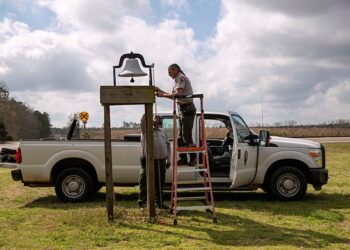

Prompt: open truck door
[{"left": 228, "top": 112, "right": 258, "bottom": 188}]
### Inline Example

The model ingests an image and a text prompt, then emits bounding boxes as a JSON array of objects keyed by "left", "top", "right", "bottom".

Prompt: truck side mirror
[
  {"left": 259, "top": 130, "right": 271, "bottom": 147},
  {"left": 244, "top": 134, "right": 259, "bottom": 145}
]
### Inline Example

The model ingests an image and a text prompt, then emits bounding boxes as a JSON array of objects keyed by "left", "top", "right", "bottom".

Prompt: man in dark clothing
[{"left": 137, "top": 115, "right": 171, "bottom": 209}]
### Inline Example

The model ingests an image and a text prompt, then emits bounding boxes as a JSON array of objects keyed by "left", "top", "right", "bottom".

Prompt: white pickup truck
[{"left": 11, "top": 111, "right": 328, "bottom": 202}]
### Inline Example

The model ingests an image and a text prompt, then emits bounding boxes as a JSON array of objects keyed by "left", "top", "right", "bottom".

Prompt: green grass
[{"left": 0, "top": 143, "right": 349, "bottom": 249}]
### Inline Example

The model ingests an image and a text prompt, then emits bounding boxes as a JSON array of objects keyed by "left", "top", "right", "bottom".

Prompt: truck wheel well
[
  {"left": 51, "top": 158, "right": 98, "bottom": 185},
  {"left": 264, "top": 159, "right": 311, "bottom": 185}
]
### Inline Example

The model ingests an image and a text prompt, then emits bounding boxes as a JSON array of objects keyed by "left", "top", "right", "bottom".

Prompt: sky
[{"left": 0, "top": 0, "right": 350, "bottom": 128}]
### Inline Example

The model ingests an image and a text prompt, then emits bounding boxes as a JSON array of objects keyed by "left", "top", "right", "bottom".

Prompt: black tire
[
  {"left": 55, "top": 168, "right": 93, "bottom": 202},
  {"left": 261, "top": 183, "right": 270, "bottom": 193},
  {"left": 92, "top": 182, "right": 103, "bottom": 193},
  {"left": 269, "top": 166, "right": 307, "bottom": 201}
]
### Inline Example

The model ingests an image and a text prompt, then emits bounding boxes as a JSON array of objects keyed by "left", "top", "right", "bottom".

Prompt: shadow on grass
[
  {"left": 22, "top": 191, "right": 140, "bottom": 209},
  {"left": 213, "top": 191, "right": 350, "bottom": 222},
  {"left": 21, "top": 191, "right": 350, "bottom": 247},
  {"left": 119, "top": 209, "right": 350, "bottom": 248},
  {"left": 22, "top": 190, "right": 349, "bottom": 216},
  {"left": 170, "top": 211, "right": 349, "bottom": 248}
]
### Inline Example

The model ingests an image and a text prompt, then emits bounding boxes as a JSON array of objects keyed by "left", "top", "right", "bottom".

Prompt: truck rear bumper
[
  {"left": 11, "top": 169, "right": 23, "bottom": 181},
  {"left": 310, "top": 168, "right": 328, "bottom": 190}
]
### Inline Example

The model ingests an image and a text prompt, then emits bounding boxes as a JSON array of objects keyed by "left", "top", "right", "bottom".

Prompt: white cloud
[
  {"left": 0, "top": 17, "right": 29, "bottom": 40},
  {"left": 11, "top": 89, "right": 103, "bottom": 127},
  {"left": 194, "top": 0, "right": 350, "bottom": 124},
  {"left": 1, "top": 0, "right": 350, "bottom": 128},
  {"left": 0, "top": 22, "right": 94, "bottom": 91},
  {"left": 0, "top": 0, "right": 200, "bottom": 127},
  {"left": 37, "top": 0, "right": 151, "bottom": 31}
]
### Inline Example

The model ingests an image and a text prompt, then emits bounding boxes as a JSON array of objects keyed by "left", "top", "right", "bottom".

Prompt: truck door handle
[{"left": 238, "top": 149, "right": 241, "bottom": 159}]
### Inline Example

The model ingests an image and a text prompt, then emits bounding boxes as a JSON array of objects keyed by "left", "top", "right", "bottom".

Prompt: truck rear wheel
[
  {"left": 92, "top": 183, "right": 103, "bottom": 193},
  {"left": 55, "top": 168, "right": 93, "bottom": 202},
  {"left": 269, "top": 166, "right": 307, "bottom": 201}
]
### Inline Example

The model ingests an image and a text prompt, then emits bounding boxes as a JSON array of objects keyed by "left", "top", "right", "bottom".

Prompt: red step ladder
[{"left": 170, "top": 94, "right": 217, "bottom": 225}]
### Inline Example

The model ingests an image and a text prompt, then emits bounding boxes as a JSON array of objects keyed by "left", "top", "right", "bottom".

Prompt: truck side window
[
  {"left": 162, "top": 117, "right": 178, "bottom": 141},
  {"left": 231, "top": 115, "right": 251, "bottom": 143},
  {"left": 204, "top": 119, "right": 229, "bottom": 139}
]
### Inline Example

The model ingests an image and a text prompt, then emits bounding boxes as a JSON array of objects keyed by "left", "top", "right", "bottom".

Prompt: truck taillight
[{"left": 16, "top": 148, "right": 22, "bottom": 164}]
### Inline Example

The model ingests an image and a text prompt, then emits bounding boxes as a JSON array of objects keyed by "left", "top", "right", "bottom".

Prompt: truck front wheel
[
  {"left": 269, "top": 166, "right": 307, "bottom": 201},
  {"left": 55, "top": 168, "right": 93, "bottom": 202}
]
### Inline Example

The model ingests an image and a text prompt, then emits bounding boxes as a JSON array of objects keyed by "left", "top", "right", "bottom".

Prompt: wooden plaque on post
[{"left": 100, "top": 86, "right": 155, "bottom": 105}]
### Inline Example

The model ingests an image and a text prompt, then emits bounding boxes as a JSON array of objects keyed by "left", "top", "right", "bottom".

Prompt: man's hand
[
  {"left": 155, "top": 87, "right": 163, "bottom": 97},
  {"left": 155, "top": 87, "right": 164, "bottom": 93},
  {"left": 155, "top": 87, "right": 167, "bottom": 97}
]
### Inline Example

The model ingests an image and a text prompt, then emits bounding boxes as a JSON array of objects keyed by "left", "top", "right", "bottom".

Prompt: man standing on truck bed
[
  {"left": 155, "top": 63, "right": 197, "bottom": 166},
  {"left": 138, "top": 115, "right": 171, "bottom": 209}
]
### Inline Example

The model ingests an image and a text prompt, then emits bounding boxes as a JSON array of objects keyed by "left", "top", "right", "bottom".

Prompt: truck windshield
[{"left": 230, "top": 114, "right": 251, "bottom": 143}]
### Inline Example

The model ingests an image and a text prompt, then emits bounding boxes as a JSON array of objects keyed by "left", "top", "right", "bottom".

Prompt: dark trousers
[
  {"left": 178, "top": 102, "right": 196, "bottom": 161},
  {"left": 138, "top": 156, "right": 166, "bottom": 206}
]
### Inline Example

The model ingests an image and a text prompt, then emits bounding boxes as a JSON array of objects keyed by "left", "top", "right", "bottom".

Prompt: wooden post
[
  {"left": 100, "top": 85, "right": 155, "bottom": 222},
  {"left": 145, "top": 103, "right": 156, "bottom": 221},
  {"left": 103, "top": 104, "right": 114, "bottom": 221}
]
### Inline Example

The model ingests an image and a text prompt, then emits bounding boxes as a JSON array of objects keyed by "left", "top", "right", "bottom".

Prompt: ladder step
[
  {"left": 176, "top": 163, "right": 205, "bottom": 167},
  {"left": 177, "top": 180, "right": 207, "bottom": 185},
  {"left": 176, "top": 150, "right": 205, "bottom": 154},
  {"left": 177, "top": 146, "right": 206, "bottom": 153},
  {"left": 171, "top": 96, "right": 217, "bottom": 224},
  {"left": 176, "top": 205, "right": 213, "bottom": 211},
  {"left": 177, "top": 167, "right": 208, "bottom": 173},
  {"left": 177, "top": 187, "right": 211, "bottom": 192},
  {"left": 175, "top": 196, "right": 206, "bottom": 201}
]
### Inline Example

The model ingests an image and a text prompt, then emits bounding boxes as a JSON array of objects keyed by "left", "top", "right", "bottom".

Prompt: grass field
[{"left": 0, "top": 143, "right": 349, "bottom": 249}]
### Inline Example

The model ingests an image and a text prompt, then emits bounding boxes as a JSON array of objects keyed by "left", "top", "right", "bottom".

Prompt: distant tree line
[
  {"left": 251, "top": 119, "right": 350, "bottom": 128},
  {"left": 0, "top": 82, "right": 52, "bottom": 141},
  {"left": 122, "top": 121, "right": 141, "bottom": 128}
]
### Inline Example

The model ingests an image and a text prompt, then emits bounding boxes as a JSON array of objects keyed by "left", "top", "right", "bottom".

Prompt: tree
[
  {"left": 0, "top": 122, "right": 9, "bottom": 141},
  {"left": 0, "top": 81, "right": 9, "bottom": 100},
  {"left": 0, "top": 82, "right": 53, "bottom": 140},
  {"left": 34, "top": 111, "right": 52, "bottom": 138}
]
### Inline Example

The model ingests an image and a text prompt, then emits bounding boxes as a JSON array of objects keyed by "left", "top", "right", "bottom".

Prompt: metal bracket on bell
[{"left": 113, "top": 52, "right": 154, "bottom": 86}]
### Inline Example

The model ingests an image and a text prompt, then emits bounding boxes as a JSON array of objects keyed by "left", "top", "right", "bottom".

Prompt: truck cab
[{"left": 161, "top": 111, "right": 328, "bottom": 201}]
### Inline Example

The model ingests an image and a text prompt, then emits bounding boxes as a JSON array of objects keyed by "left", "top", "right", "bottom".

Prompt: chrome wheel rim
[
  {"left": 276, "top": 173, "right": 300, "bottom": 197},
  {"left": 62, "top": 175, "right": 85, "bottom": 199}
]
